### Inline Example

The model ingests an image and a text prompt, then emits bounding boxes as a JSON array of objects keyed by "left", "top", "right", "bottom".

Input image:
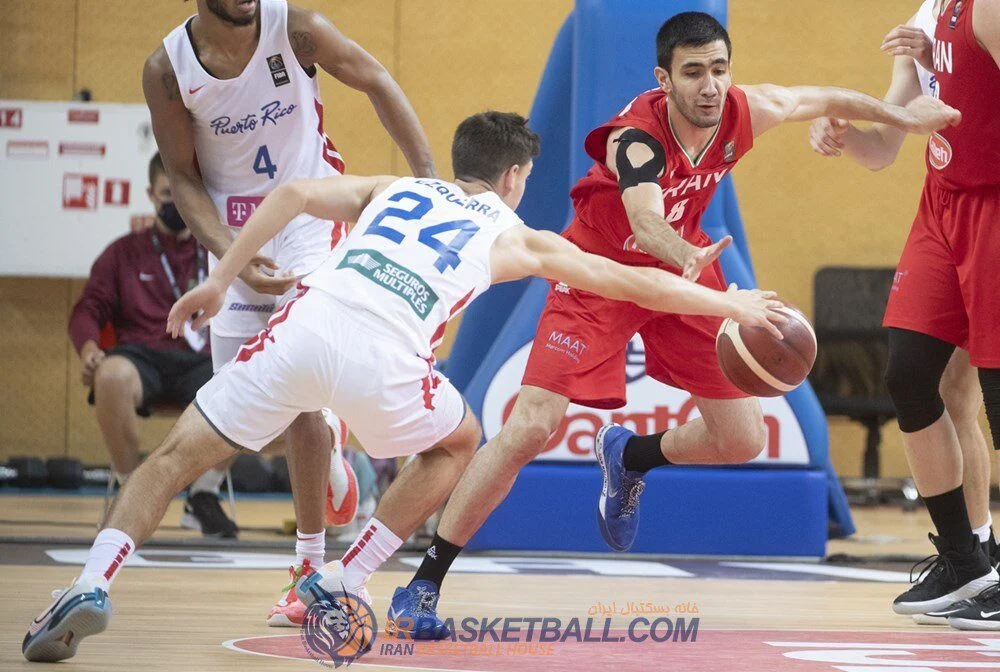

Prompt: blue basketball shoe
[
  {"left": 23, "top": 577, "right": 111, "bottom": 662},
  {"left": 385, "top": 580, "right": 451, "bottom": 640},
  {"left": 595, "top": 423, "right": 646, "bottom": 552}
]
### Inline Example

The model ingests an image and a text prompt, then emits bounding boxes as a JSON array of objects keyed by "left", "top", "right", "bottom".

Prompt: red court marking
[{"left": 226, "top": 629, "right": 1000, "bottom": 671}]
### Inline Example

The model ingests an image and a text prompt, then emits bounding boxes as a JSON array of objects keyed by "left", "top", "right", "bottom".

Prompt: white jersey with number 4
[
  {"left": 914, "top": 0, "right": 939, "bottom": 97},
  {"left": 163, "top": 0, "right": 345, "bottom": 338},
  {"left": 304, "top": 177, "right": 523, "bottom": 359}
]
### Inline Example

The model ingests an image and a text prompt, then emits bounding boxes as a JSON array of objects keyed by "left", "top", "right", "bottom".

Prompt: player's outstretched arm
[
  {"left": 605, "top": 127, "right": 725, "bottom": 282},
  {"left": 745, "top": 82, "right": 960, "bottom": 138},
  {"left": 491, "top": 226, "right": 786, "bottom": 338},
  {"left": 166, "top": 175, "right": 395, "bottom": 336},
  {"left": 974, "top": 0, "right": 1000, "bottom": 69},
  {"left": 288, "top": 6, "right": 436, "bottom": 178},
  {"left": 142, "top": 48, "right": 292, "bottom": 296},
  {"left": 810, "top": 17, "right": 927, "bottom": 170}
]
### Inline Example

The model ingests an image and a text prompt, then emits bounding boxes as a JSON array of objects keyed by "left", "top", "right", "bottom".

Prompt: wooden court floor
[{"left": 2, "top": 495, "right": 998, "bottom": 671}]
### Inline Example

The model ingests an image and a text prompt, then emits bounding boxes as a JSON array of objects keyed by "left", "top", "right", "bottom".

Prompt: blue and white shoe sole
[
  {"left": 593, "top": 424, "right": 627, "bottom": 552},
  {"left": 23, "top": 592, "right": 111, "bottom": 662}
]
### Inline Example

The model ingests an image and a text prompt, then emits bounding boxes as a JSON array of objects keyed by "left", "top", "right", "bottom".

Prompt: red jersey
[
  {"left": 564, "top": 86, "right": 754, "bottom": 267},
  {"left": 69, "top": 229, "right": 208, "bottom": 354},
  {"left": 928, "top": 0, "right": 1000, "bottom": 190}
]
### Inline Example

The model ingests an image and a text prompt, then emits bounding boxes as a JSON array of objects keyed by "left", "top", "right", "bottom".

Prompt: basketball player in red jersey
[
  {"left": 141, "top": 0, "right": 435, "bottom": 627},
  {"left": 383, "top": 12, "right": 960, "bottom": 637},
  {"left": 810, "top": 0, "right": 1000, "bottom": 625},
  {"left": 868, "top": 0, "right": 1000, "bottom": 628}
]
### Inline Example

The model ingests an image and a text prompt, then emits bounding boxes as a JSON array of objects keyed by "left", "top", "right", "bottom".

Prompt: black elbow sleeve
[{"left": 615, "top": 128, "right": 666, "bottom": 193}]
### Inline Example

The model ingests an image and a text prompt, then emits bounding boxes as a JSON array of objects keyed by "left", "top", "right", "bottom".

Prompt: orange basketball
[{"left": 716, "top": 304, "right": 817, "bottom": 397}]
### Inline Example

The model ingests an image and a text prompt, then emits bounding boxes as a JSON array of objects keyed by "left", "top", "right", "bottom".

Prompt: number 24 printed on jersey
[{"left": 364, "top": 191, "right": 480, "bottom": 273}]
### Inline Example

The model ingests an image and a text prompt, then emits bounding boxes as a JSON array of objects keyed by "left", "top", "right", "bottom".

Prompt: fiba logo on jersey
[
  {"left": 723, "top": 140, "right": 736, "bottom": 163},
  {"left": 266, "top": 53, "right": 290, "bottom": 87}
]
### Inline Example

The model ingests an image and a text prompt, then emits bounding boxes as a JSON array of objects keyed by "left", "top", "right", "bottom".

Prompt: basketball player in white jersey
[
  {"left": 808, "top": 0, "right": 996, "bottom": 624},
  {"left": 143, "top": 0, "right": 436, "bottom": 626},
  {"left": 22, "top": 112, "right": 788, "bottom": 661}
]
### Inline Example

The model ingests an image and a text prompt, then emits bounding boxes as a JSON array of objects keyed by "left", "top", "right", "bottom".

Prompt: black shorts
[{"left": 88, "top": 343, "right": 213, "bottom": 417}]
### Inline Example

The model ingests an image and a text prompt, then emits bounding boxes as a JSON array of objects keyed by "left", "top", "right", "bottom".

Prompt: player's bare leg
[
  {"left": 909, "top": 350, "right": 995, "bottom": 625},
  {"left": 662, "top": 396, "right": 766, "bottom": 465},
  {"left": 92, "top": 356, "right": 145, "bottom": 477},
  {"left": 437, "top": 386, "right": 569, "bottom": 546},
  {"left": 295, "top": 405, "right": 484, "bottom": 640},
  {"left": 286, "top": 411, "right": 332, "bottom": 537},
  {"left": 941, "top": 349, "right": 993, "bottom": 543},
  {"left": 594, "top": 396, "right": 765, "bottom": 551},
  {"left": 22, "top": 406, "right": 237, "bottom": 662},
  {"left": 265, "top": 410, "right": 332, "bottom": 627},
  {"left": 886, "top": 329, "right": 995, "bottom": 615},
  {"left": 104, "top": 406, "right": 238, "bottom": 542},
  {"left": 365, "top": 407, "right": 482, "bottom": 540}
]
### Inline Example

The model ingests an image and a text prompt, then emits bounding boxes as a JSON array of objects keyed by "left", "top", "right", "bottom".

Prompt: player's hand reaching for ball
[
  {"left": 167, "top": 277, "right": 226, "bottom": 338},
  {"left": 682, "top": 235, "right": 732, "bottom": 282},
  {"left": 239, "top": 254, "right": 297, "bottom": 296},
  {"left": 725, "top": 284, "right": 788, "bottom": 341},
  {"left": 881, "top": 24, "right": 934, "bottom": 72},
  {"left": 902, "top": 96, "right": 962, "bottom": 134},
  {"left": 809, "top": 117, "right": 850, "bottom": 157}
]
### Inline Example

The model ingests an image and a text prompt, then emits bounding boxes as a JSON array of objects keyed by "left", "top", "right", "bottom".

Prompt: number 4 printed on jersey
[{"left": 253, "top": 145, "right": 277, "bottom": 179}]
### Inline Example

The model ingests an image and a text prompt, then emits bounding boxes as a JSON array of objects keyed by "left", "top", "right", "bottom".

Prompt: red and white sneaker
[
  {"left": 266, "top": 559, "right": 315, "bottom": 627},
  {"left": 324, "top": 410, "right": 359, "bottom": 527},
  {"left": 295, "top": 560, "right": 373, "bottom": 610}
]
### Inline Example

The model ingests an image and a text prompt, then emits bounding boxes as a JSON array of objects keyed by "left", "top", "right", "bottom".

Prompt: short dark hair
[
  {"left": 656, "top": 12, "right": 732, "bottom": 73},
  {"left": 452, "top": 112, "right": 540, "bottom": 185},
  {"left": 148, "top": 151, "right": 166, "bottom": 187}
]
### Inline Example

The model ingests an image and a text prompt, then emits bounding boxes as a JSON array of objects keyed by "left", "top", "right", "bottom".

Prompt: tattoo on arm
[
  {"left": 161, "top": 71, "right": 180, "bottom": 101},
  {"left": 291, "top": 30, "right": 317, "bottom": 61}
]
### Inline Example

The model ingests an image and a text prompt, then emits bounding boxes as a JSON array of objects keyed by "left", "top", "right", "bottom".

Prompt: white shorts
[
  {"left": 210, "top": 333, "right": 248, "bottom": 373},
  {"left": 195, "top": 288, "right": 466, "bottom": 458},
  {"left": 209, "top": 215, "right": 341, "bottom": 339}
]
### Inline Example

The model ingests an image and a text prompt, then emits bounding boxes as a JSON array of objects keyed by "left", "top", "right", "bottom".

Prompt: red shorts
[
  {"left": 884, "top": 178, "right": 1000, "bottom": 368},
  {"left": 521, "top": 257, "right": 746, "bottom": 408}
]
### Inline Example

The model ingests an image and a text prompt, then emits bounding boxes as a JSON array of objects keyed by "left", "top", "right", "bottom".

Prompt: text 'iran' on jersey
[
  {"left": 303, "top": 178, "right": 523, "bottom": 358},
  {"left": 564, "top": 86, "right": 754, "bottom": 266}
]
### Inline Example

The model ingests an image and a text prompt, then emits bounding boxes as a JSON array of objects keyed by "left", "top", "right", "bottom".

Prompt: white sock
[
  {"left": 973, "top": 514, "right": 994, "bottom": 544},
  {"left": 296, "top": 529, "right": 326, "bottom": 568},
  {"left": 341, "top": 518, "right": 403, "bottom": 591},
  {"left": 81, "top": 528, "right": 135, "bottom": 588},
  {"left": 190, "top": 468, "right": 225, "bottom": 496}
]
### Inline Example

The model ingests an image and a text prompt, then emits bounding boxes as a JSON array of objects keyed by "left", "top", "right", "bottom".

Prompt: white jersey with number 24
[{"left": 304, "top": 177, "right": 523, "bottom": 359}]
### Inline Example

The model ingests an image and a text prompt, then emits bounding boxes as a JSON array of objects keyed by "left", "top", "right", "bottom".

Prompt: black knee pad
[
  {"left": 885, "top": 329, "right": 955, "bottom": 433},
  {"left": 979, "top": 368, "right": 1000, "bottom": 450}
]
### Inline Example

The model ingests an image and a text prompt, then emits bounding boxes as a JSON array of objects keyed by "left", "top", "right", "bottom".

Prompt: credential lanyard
[{"left": 150, "top": 230, "right": 207, "bottom": 300}]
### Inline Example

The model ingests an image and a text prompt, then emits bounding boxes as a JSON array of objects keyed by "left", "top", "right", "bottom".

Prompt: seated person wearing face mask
[{"left": 69, "top": 152, "right": 235, "bottom": 538}]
